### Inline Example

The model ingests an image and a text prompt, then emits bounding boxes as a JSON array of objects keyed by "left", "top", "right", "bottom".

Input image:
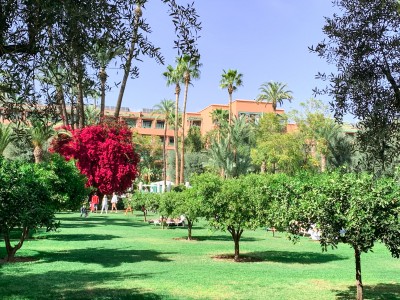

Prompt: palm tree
[
  {"left": 177, "top": 54, "right": 201, "bottom": 184},
  {"left": 93, "top": 42, "right": 124, "bottom": 120},
  {"left": 256, "top": 81, "right": 293, "bottom": 111},
  {"left": 153, "top": 99, "right": 175, "bottom": 189},
  {"left": 163, "top": 63, "right": 183, "bottom": 185},
  {"left": 85, "top": 105, "right": 100, "bottom": 125},
  {"left": 28, "top": 119, "right": 55, "bottom": 163},
  {"left": 0, "top": 123, "right": 15, "bottom": 156},
  {"left": 219, "top": 69, "right": 243, "bottom": 125},
  {"left": 206, "top": 116, "right": 253, "bottom": 178},
  {"left": 210, "top": 108, "right": 229, "bottom": 128},
  {"left": 210, "top": 108, "right": 229, "bottom": 142},
  {"left": 115, "top": 4, "right": 142, "bottom": 119}
]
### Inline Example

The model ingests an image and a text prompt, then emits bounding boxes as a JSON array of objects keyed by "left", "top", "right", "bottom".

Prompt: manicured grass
[{"left": 0, "top": 211, "right": 399, "bottom": 299}]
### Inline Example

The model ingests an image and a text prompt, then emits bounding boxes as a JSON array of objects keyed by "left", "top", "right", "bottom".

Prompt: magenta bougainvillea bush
[{"left": 50, "top": 121, "right": 139, "bottom": 195}]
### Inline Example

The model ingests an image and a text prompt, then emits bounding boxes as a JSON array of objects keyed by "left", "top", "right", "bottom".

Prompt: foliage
[
  {"left": 311, "top": 0, "right": 400, "bottom": 175},
  {"left": 193, "top": 175, "right": 267, "bottom": 261},
  {"left": 210, "top": 108, "right": 229, "bottom": 127},
  {"left": 184, "top": 152, "right": 208, "bottom": 181},
  {"left": 206, "top": 116, "right": 254, "bottom": 178},
  {"left": 291, "top": 99, "right": 354, "bottom": 172},
  {"left": 153, "top": 99, "right": 175, "bottom": 186},
  {"left": 0, "top": 157, "right": 59, "bottom": 261},
  {"left": 50, "top": 121, "right": 139, "bottom": 194},
  {"left": 184, "top": 126, "right": 204, "bottom": 153},
  {"left": 161, "top": 187, "right": 203, "bottom": 240},
  {"left": 0, "top": 0, "right": 201, "bottom": 129},
  {"left": 0, "top": 123, "right": 15, "bottom": 155},
  {"left": 43, "top": 154, "right": 90, "bottom": 211},
  {"left": 219, "top": 69, "right": 243, "bottom": 124},
  {"left": 256, "top": 81, "right": 293, "bottom": 111},
  {"left": 287, "top": 171, "right": 400, "bottom": 300},
  {"left": 251, "top": 113, "right": 307, "bottom": 174},
  {"left": 132, "top": 132, "right": 163, "bottom": 184}
]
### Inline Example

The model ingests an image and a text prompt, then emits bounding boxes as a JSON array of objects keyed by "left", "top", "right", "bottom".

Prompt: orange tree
[{"left": 285, "top": 171, "right": 400, "bottom": 300}]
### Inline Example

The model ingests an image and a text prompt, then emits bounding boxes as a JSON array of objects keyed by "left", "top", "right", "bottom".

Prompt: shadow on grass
[
  {"left": 44, "top": 233, "right": 121, "bottom": 241},
  {"left": 244, "top": 250, "right": 347, "bottom": 264},
  {"left": 37, "top": 247, "right": 174, "bottom": 267},
  {"left": 57, "top": 215, "right": 151, "bottom": 229},
  {"left": 0, "top": 270, "right": 164, "bottom": 299},
  {"left": 334, "top": 283, "right": 400, "bottom": 300},
  {"left": 196, "top": 235, "right": 262, "bottom": 242}
]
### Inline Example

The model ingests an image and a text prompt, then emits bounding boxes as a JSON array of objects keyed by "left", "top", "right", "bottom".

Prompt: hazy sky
[{"left": 106, "top": 0, "right": 338, "bottom": 117}]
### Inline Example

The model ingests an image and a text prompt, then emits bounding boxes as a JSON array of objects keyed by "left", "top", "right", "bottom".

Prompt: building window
[
  {"left": 156, "top": 120, "right": 165, "bottom": 129},
  {"left": 192, "top": 120, "right": 201, "bottom": 127},
  {"left": 142, "top": 120, "right": 152, "bottom": 128},
  {"left": 159, "top": 136, "right": 164, "bottom": 143},
  {"left": 125, "top": 118, "right": 137, "bottom": 128},
  {"left": 169, "top": 137, "right": 174, "bottom": 145}
]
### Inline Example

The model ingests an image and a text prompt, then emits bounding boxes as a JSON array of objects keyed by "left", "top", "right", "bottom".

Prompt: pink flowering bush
[{"left": 50, "top": 121, "right": 139, "bottom": 194}]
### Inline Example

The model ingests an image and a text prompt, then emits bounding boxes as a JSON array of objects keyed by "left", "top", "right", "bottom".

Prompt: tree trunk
[
  {"left": 56, "top": 88, "right": 69, "bottom": 127},
  {"left": 99, "top": 67, "right": 107, "bottom": 120},
  {"left": 354, "top": 248, "right": 363, "bottom": 300},
  {"left": 174, "top": 84, "right": 181, "bottom": 185},
  {"left": 187, "top": 220, "right": 192, "bottom": 240},
  {"left": 33, "top": 145, "right": 43, "bottom": 164},
  {"left": 163, "top": 121, "right": 167, "bottom": 189},
  {"left": 228, "top": 226, "right": 243, "bottom": 262},
  {"left": 180, "top": 80, "right": 189, "bottom": 184},
  {"left": 77, "top": 80, "right": 84, "bottom": 129},
  {"left": 4, "top": 227, "right": 29, "bottom": 262},
  {"left": 69, "top": 96, "right": 75, "bottom": 129},
  {"left": 228, "top": 90, "right": 233, "bottom": 125},
  {"left": 115, "top": 5, "right": 141, "bottom": 119},
  {"left": 320, "top": 154, "right": 327, "bottom": 172},
  {"left": 260, "top": 160, "right": 266, "bottom": 173}
]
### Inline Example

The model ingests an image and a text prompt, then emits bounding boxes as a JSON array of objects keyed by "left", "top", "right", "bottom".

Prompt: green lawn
[{"left": 0, "top": 211, "right": 399, "bottom": 300}]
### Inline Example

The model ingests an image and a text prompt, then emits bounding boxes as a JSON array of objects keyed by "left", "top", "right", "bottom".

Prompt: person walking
[
  {"left": 101, "top": 194, "right": 109, "bottom": 214},
  {"left": 91, "top": 193, "right": 100, "bottom": 213},
  {"left": 111, "top": 192, "right": 118, "bottom": 213}
]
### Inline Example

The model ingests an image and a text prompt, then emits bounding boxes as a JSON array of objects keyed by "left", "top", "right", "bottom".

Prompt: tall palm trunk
[
  {"left": 115, "top": 5, "right": 141, "bottom": 119},
  {"left": 174, "top": 84, "right": 181, "bottom": 185},
  {"left": 179, "top": 78, "right": 189, "bottom": 184},
  {"left": 162, "top": 119, "right": 168, "bottom": 189},
  {"left": 228, "top": 87, "right": 233, "bottom": 125},
  {"left": 99, "top": 67, "right": 107, "bottom": 120}
]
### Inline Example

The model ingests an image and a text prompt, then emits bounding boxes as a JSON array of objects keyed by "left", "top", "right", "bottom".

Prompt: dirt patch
[
  {"left": 212, "top": 254, "right": 263, "bottom": 263},
  {"left": 0, "top": 257, "right": 38, "bottom": 264}
]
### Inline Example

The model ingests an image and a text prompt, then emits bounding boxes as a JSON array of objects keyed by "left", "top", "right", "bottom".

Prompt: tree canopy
[
  {"left": 311, "top": 0, "right": 400, "bottom": 174},
  {"left": 51, "top": 121, "right": 139, "bottom": 194}
]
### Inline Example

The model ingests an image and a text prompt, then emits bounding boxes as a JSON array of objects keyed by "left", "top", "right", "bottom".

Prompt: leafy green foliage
[
  {"left": 311, "top": 0, "right": 400, "bottom": 174},
  {"left": 195, "top": 173, "right": 269, "bottom": 261},
  {"left": 44, "top": 154, "right": 90, "bottom": 211},
  {"left": 251, "top": 113, "right": 307, "bottom": 174},
  {"left": 0, "top": 158, "right": 58, "bottom": 261}
]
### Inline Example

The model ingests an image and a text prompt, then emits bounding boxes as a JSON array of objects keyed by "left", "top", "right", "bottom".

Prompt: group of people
[{"left": 80, "top": 192, "right": 119, "bottom": 217}]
